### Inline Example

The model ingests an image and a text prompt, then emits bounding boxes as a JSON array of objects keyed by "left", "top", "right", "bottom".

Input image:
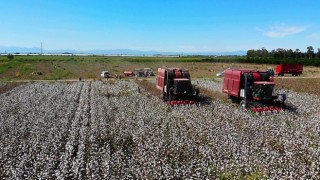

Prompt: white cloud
[
  {"left": 307, "top": 33, "right": 320, "bottom": 41},
  {"left": 259, "top": 25, "right": 308, "bottom": 38}
]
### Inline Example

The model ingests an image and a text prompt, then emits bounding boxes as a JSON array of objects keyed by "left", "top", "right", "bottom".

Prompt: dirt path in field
[
  {"left": 2, "top": 76, "right": 319, "bottom": 98},
  {"left": 275, "top": 76, "right": 320, "bottom": 79},
  {"left": 0, "top": 76, "right": 156, "bottom": 83}
]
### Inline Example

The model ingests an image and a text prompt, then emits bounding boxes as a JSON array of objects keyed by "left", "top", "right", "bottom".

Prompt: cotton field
[{"left": 0, "top": 80, "right": 319, "bottom": 179}]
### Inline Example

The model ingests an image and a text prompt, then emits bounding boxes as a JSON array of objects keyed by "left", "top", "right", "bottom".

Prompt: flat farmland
[
  {"left": 1, "top": 55, "right": 320, "bottom": 81},
  {"left": 1, "top": 56, "right": 320, "bottom": 178},
  {"left": 1, "top": 79, "right": 320, "bottom": 179}
]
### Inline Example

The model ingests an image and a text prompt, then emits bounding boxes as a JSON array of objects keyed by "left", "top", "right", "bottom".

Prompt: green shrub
[{"left": 7, "top": 54, "right": 14, "bottom": 60}]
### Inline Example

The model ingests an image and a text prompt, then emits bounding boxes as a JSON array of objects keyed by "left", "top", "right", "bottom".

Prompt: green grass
[
  {"left": 0, "top": 61, "right": 21, "bottom": 74},
  {"left": 44, "top": 69, "right": 73, "bottom": 80},
  {"left": 0, "top": 55, "right": 244, "bottom": 63},
  {"left": 0, "top": 55, "right": 112, "bottom": 62}
]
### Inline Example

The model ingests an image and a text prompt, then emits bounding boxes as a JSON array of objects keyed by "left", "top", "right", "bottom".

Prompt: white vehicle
[
  {"left": 216, "top": 71, "right": 224, "bottom": 77},
  {"left": 216, "top": 68, "right": 231, "bottom": 77},
  {"left": 100, "top": 71, "right": 110, "bottom": 78}
]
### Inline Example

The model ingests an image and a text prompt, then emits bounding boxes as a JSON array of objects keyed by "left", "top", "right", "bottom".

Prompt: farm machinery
[
  {"left": 143, "top": 68, "right": 155, "bottom": 76},
  {"left": 222, "top": 69, "right": 287, "bottom": 112},
  {"left": 123, "top": 68, "right": 155, "bottom": 78},
  {"left": 156, "top": 68, "right": 199, "bottom": 105},
  {"left": 275, "top": 64, "right": 303, "bottom": 76}
]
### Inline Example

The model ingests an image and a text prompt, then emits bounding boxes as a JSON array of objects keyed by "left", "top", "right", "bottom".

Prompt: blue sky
[{"left": 1, "top": 0, "right": 320, "bottom": 52}]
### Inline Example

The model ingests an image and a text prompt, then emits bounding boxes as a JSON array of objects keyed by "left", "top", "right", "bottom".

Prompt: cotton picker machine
[
  {"left": 222, "top": 69, "right": 287, "bottom": 112},
  {"left": 156, "top": 68, "right": 200, "bottom": 105}
]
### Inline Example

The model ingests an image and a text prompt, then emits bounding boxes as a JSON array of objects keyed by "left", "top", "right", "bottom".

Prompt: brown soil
[{"left": 0, "top": 82, "right": 25, "bottom": 94}]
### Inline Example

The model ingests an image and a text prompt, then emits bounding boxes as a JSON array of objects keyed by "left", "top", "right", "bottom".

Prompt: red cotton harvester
[
  {"left": 156, "top": 68, "right": 200, "bottom": 105},
  {"left": 222, "top": 69, "right": 287, "bottom": 112}
]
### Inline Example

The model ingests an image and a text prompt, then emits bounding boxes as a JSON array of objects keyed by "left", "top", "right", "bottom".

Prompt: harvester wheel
[
  {"left": 169, "top": 88, "right": 174, "bottom": 101},
  {"left": 227, "top": 96, "right": 237, "bottom": 103},
  {"left": 239, "top": 100, "right": 247, "bottom": 108},
  {"left": 195, "top": 88, "right": 199, "bottom": 98},
  {"left": 161, "top": 93, "right": 165, "bottom": 101}
]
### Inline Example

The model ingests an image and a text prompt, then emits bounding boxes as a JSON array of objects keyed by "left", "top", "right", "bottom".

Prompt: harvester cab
[{"left": 252, "top": 82, "right": 275, "bottom": 101}]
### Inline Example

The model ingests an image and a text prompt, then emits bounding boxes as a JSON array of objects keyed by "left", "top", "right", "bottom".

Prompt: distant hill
[{"left": 0, "top": 46, "right": 246, "bottom": 56}]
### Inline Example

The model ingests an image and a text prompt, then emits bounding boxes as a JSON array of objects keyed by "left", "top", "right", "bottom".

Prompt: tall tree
[
  {"left": 271, "top": 49, "right": 277, "bottom": 58},
  {"left": 246, "top": 49, "right": 255, "bottom": 58},
  {"left": 294, "top": 49, "right": 300, "bottom": 58},
  {"left": 286, "top": 49, "right": 294, "bottom": 58},
  {"left": 276, "top": 48, "right": 286, "bottom": 58},
  {"left": 261, "top": 47, "right": 269, "bottom": 58},
  {"left": 256, "top": 49, "right": 262, "bottom": 57},
  {"left": 307, "top": 46, "right": 314, "bottom": 59}
]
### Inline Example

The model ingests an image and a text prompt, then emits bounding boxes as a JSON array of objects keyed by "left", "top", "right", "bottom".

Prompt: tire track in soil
[{"left": 74, "top": 81, "right": 91, "bottom": 179}]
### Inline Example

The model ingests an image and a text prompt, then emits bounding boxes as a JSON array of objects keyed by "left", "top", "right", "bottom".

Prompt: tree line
[
  {"left": 247, "top": 46, "right": 320, "bottom": 59},
  {"left": 245, "top": 46, "right": 320, "bottom": 66}
]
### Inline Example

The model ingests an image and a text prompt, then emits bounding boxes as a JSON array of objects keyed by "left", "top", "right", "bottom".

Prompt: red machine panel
[
  {"left": 222, "top": 69, "right": 242, "bottom": 97},
  {"left": 156, "top": 68, "right": 166, "bottom": 91}
]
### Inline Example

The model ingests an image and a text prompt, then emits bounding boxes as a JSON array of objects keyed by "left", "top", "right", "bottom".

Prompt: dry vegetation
[
  {"left": 135, "top": 79, "right": 159, "bottom": 96},
  {"left": 275, "top": 78, "right": 320, "bottom": 96},
  {"left": 199, "top": 86, "right": 228, "bottom": 103}
]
